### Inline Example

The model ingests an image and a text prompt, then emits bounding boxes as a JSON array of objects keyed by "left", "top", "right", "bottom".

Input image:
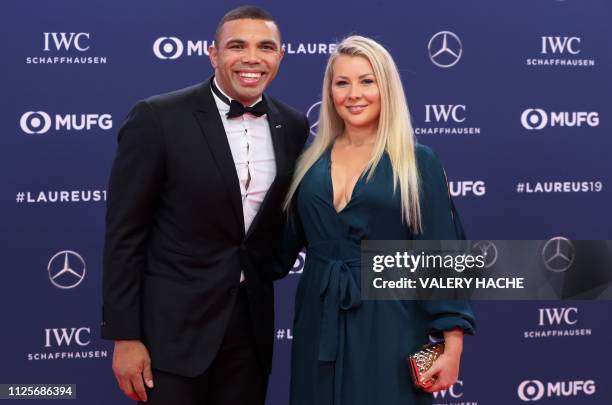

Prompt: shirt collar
[{"left": 212, "top": 77, "right": 263, "bottom": 111}]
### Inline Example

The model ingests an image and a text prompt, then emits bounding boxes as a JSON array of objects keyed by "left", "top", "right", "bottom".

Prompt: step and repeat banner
[{"left": 1, "top": 0, "right": 611, "bottom": 403}]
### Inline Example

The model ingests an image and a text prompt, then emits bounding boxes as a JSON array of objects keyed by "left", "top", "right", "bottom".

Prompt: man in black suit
[{"left": 101, "top": 6, "right": 309, "bottom": 404}]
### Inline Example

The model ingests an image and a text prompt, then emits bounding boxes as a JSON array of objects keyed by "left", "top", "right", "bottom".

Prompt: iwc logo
[
  {"left": 26, "top": 32, "right": 108, "bottom": 65},
  {"left": 526, "top": 35, "right": 595, "bottom": 67},
  {"left": 27, "top": 326, "right": 109, "bottom": 361},
  {"left": 415, "top": 104, "right": 481, "bottom": 136}
]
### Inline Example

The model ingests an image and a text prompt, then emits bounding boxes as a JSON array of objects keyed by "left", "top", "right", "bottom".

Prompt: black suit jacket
[{"left": 102, "top": 78, "right": 309, "bottom": 377}]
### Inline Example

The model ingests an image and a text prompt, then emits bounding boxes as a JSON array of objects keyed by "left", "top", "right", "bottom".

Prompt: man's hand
[{"left": 112, "top": 340, "right": 154, "bottom": 402}]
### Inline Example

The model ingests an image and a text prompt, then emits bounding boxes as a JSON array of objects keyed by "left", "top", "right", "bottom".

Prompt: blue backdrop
[{"left": 1, "top": 0, "right": 611, "bottom": 403}]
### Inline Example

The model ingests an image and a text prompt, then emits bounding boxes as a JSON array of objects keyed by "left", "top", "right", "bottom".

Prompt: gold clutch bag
[{"left": 407, "top": 342, "right": 444, "bottom": 390}]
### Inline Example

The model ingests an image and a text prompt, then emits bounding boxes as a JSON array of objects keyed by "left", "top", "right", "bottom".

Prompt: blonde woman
[{"left": 273, "top": 36, "right": 475, "bottom": 405}]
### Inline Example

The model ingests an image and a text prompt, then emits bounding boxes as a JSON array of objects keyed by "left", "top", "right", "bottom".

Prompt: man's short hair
[{"left": 214, "top": 6, "right": 280, "bottom": 45}]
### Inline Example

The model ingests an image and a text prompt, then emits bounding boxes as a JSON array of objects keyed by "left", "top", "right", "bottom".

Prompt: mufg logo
[
  {"left": 521, "top": 109, "right": 599, "bottom": 130},
  {"left": 289, "top": 251, "right": 306, "bottom": 275},
  {"left": 518, "top": 379, "right": 595, "bottom": 401},
  {"left": 448, "top": 181, "right": 486, "bottom": 197},
  {"left": 20, "top": 111, "right": 113, "bottom": 134},
  {"left": 153, "top": 37, "right": 213, "bottom": 59}
]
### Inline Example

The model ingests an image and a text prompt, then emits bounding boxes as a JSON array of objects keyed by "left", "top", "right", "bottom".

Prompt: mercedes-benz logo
[
  {"left": 306, "top": 101, "right": 321, "bottom": 136},
  {"left": 428, "top": 31, "right": 462, "bottom": 68},
  {"left": 47, "top": 250, "right": 86, "bottom": 289},
  {"left": 470, "top": 241, "right": 498, "bottom": 268},
  {"left": 542, "top": 237, "right": 574, "bottom": 272}
]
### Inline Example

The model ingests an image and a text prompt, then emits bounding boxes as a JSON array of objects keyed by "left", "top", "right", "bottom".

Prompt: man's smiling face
[{"left": 209, "top": 18, "right": 284, "bottom": 106}]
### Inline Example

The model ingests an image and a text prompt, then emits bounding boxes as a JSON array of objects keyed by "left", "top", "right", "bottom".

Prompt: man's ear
[
  {"left": 209, "top": 45, "right": 218, "bottom": 69},
  {"left": 278, "top": 45, "right": 285, "bottom": 63}
]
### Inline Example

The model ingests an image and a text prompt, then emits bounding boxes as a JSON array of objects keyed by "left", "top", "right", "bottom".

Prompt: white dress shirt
[{"left": 211, "top": 78, "right": 276, "bottom": 282}]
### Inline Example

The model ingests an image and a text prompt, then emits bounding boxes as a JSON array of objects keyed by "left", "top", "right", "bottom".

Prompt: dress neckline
[{"left": 325, "top": 146, "right": 369, "bottom": 215}]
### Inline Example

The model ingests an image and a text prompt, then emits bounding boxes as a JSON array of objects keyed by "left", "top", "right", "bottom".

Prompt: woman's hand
[
  {"left": 420, "top": 351, "right": 461, "bottom": 393},
  {"left": 420, "top": 328, "right": 464, "bottom": 393}
]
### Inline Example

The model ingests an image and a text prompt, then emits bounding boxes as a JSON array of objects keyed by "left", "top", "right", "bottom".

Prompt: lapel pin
[{"left": 275, "top": 124, "right": 282, "bottom": 129}]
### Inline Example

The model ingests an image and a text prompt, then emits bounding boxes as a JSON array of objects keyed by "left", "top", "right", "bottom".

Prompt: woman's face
[{"left": 331, "top": 54, "right": 381, "bottom": 133}]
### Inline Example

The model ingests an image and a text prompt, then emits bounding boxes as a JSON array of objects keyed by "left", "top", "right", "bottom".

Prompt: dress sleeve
[{"left": 414, "top": 145, "right": 476, "bottom": 336}]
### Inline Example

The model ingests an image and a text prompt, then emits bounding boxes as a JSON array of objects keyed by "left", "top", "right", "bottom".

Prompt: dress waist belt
[{"left": 309, "top": 244, "right": 362, "bottom": 362}]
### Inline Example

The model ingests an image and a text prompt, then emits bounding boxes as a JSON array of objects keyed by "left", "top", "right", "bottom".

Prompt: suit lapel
[
  {"left": 265, "top": 97, "right": 289, "bottom": 179},
  {"left": 193, "top": 79, "right": 245, "bottom": 235},
  {"left": 245, "top": 96, "right": 288, "bottom": 240}
]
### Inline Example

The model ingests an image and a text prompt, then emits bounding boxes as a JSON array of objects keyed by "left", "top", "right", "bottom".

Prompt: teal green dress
[{"left": 285, "top": 144, "right": 475, "bottom": 405}]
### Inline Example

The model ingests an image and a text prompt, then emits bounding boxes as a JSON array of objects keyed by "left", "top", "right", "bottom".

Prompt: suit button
[{"left": 229, "top": 287, "right": 238, "bottom": 296}]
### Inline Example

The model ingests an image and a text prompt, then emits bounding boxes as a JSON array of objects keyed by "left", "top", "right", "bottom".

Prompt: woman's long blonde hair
[{"left": 283, "top": 35, "right": 422, "bottom": 232}]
